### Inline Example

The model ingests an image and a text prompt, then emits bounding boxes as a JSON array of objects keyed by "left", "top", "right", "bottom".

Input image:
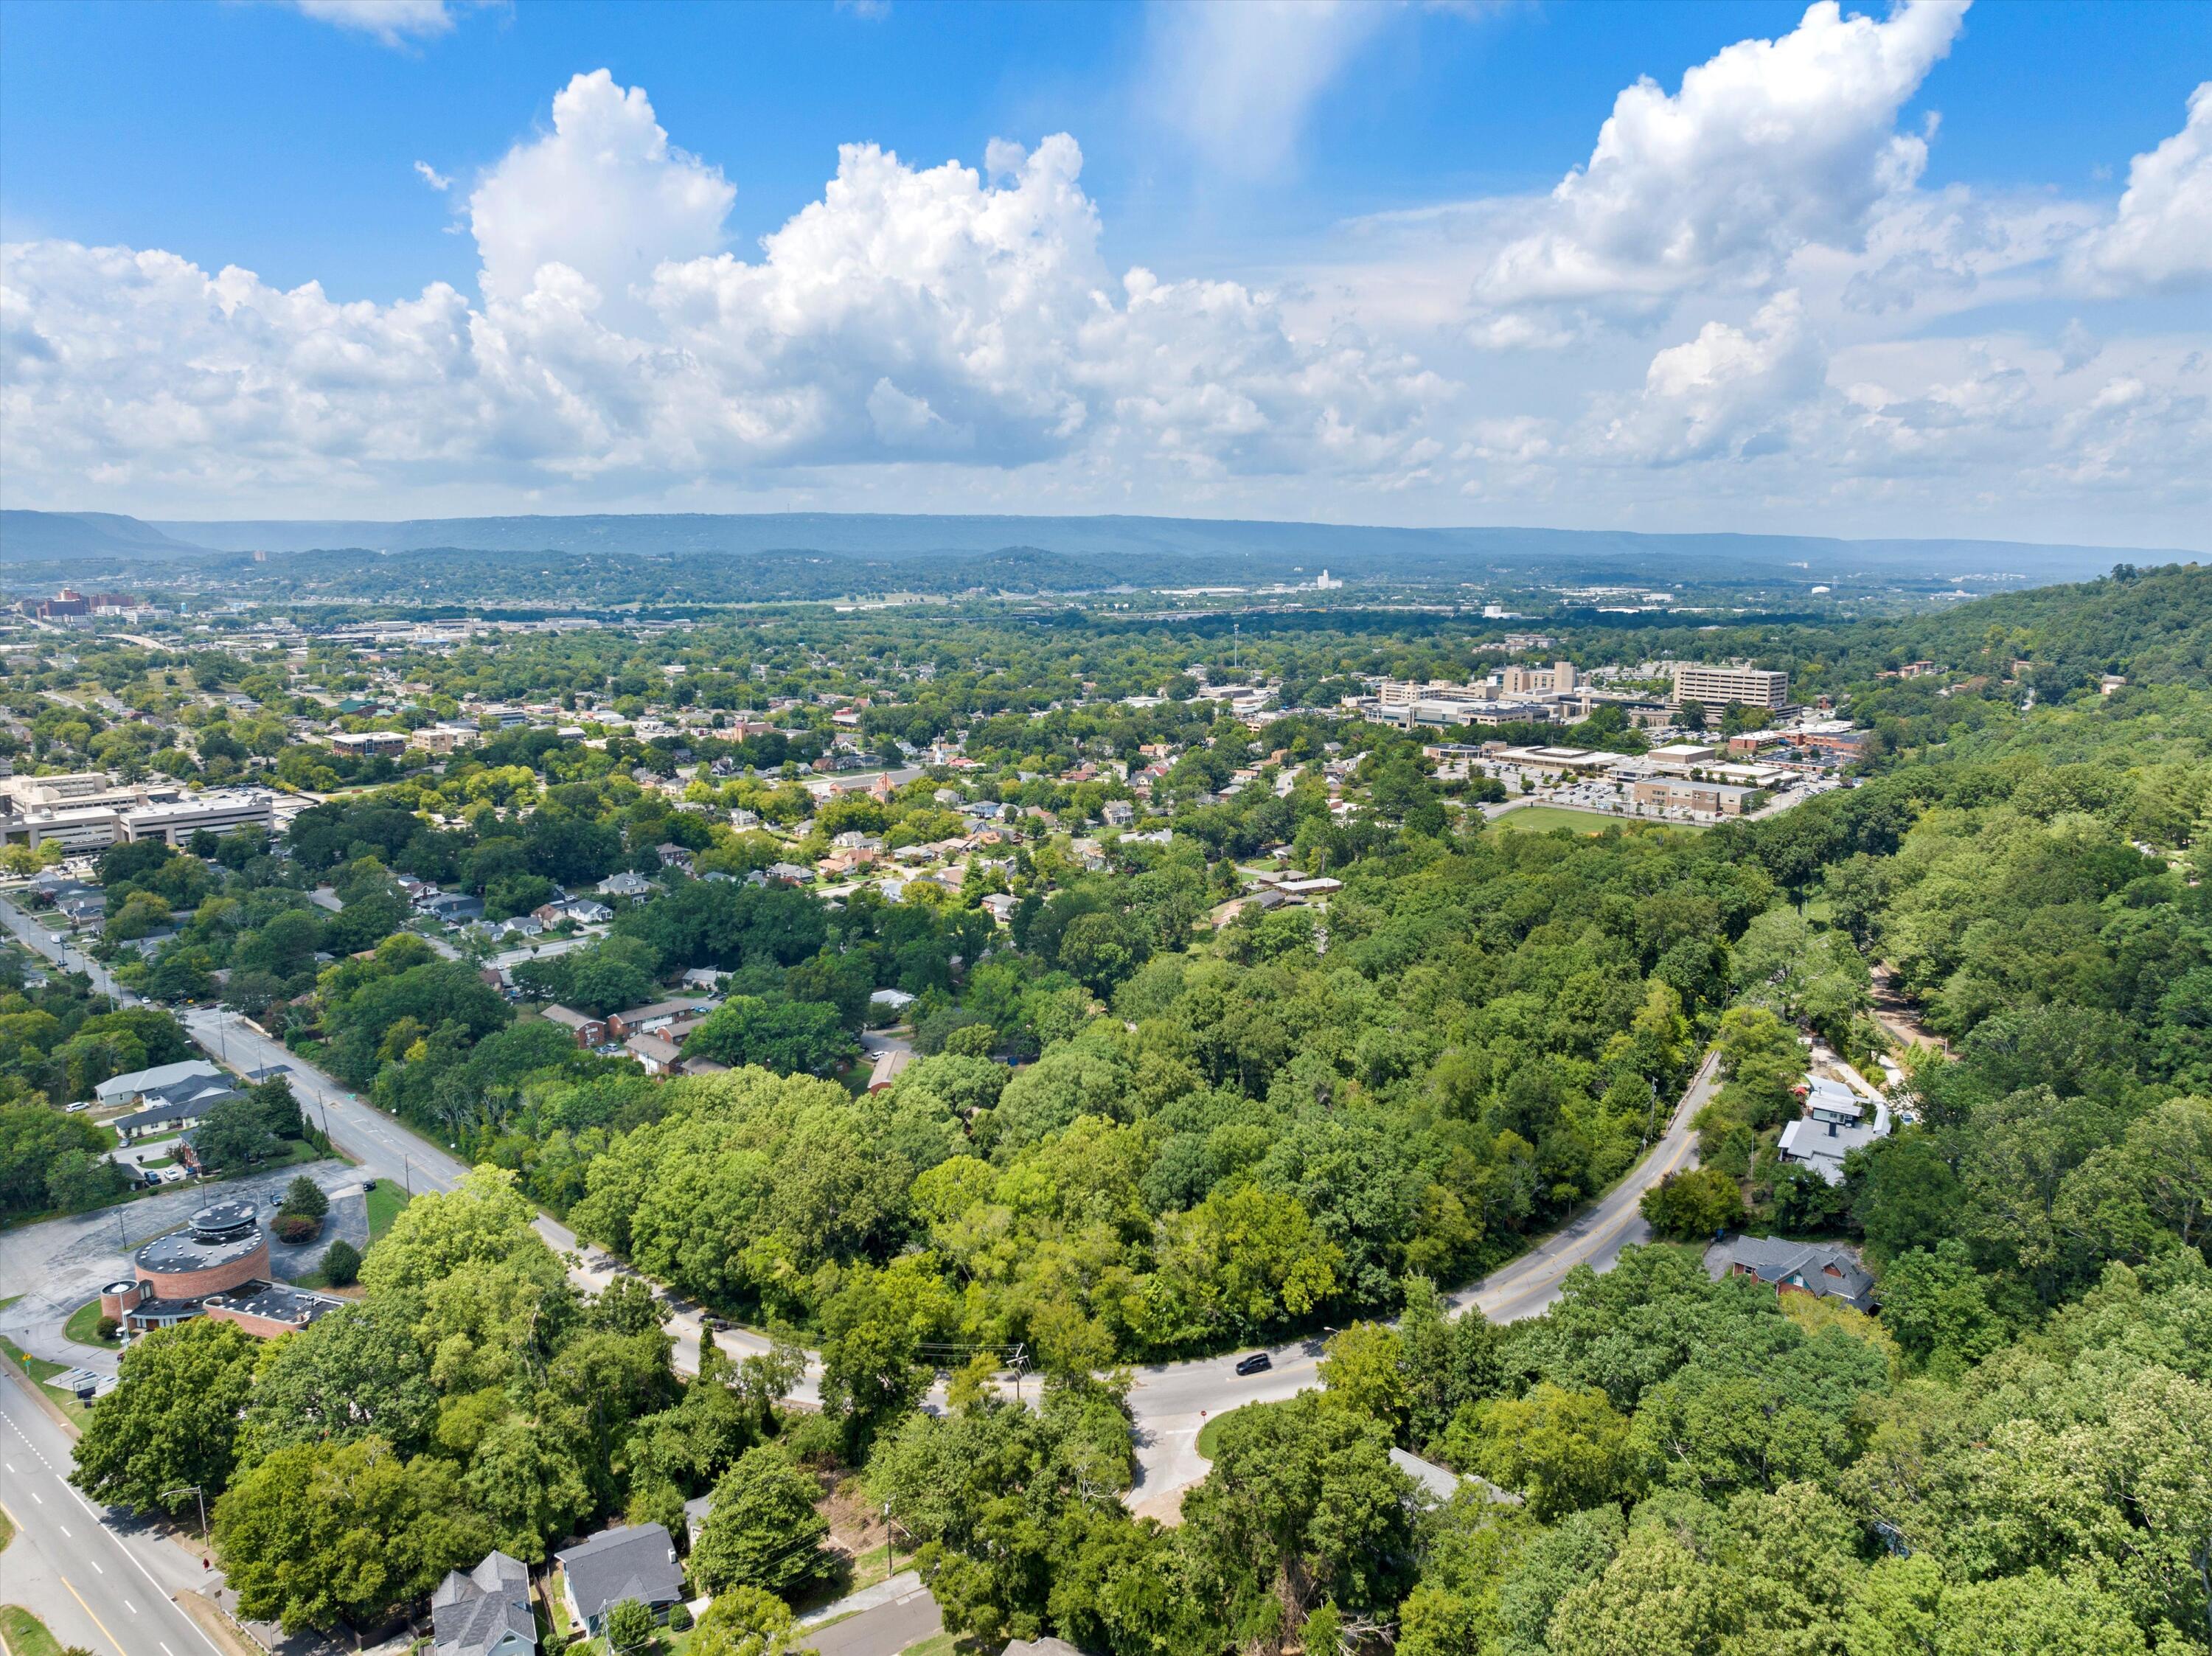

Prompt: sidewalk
[{"left": 799, "top": 1569, "right": 924, "bottom": 1628}]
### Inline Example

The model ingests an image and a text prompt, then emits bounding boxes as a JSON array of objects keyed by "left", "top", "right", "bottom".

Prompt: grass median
[{"left": 0, "top": 1605, "right": 66, "bottom": 1656}]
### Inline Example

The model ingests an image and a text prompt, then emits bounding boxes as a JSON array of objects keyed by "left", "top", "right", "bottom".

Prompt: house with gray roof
[
  {"left": 1775, "top": 1074, "right": 1891, "bottom": 1186},
  {"left": 557, "top": 1523, "right": 685, "bottom": 1635},
  {"left": 1708, "top": 1234, "right": 1877, "bottom": 1312},
  {"left": 431, "top": 1551, "right": 536, "bottom": 1656}
]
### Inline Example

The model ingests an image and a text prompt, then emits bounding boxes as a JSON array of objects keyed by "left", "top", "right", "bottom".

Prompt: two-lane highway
[{"left": 0, "top": 1372, "right": 225, "bottom": 1656}]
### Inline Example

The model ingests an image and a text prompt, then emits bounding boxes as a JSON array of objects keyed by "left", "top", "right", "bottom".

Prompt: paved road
[
  {"left": 7, "top": 885, "right": 1715, "bottom": 1515},
  {"left": 0, "top": 1367, "right": 226, "bottom": 1656},
  {"left": 805, "top": 1583, "right": 942, "bottom": 1656},
  {"left": 1122, "top": 1049, "right": 1717, "bottom": 1515}
]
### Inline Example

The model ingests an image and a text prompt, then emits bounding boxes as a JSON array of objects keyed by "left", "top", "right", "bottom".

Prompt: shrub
[
  {"left": 321, "top": 1237, "right": 361, "bottom": 1287},
  {"left": 278, "top": 1174, "right": 328, "bottom": 1220},
  {"left": 95, "top": 1315, "right": 119, "bottom": 1343},
  {"left": 666, "top": 1604, "right": 693, "bottom": 1634},
  {"left": 605, "top": 1598, "right": 655, "bottom": 1653},
  {"left": 272, "top": 1213, "right": 319, "bottom": 1245}
]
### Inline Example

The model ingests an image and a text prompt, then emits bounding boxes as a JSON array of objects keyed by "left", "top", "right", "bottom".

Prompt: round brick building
[{"left": 127, "top": 1200, "right": 269, "bottom": 1307}]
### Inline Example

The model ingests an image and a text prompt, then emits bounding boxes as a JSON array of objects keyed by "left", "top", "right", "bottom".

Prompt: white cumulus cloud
[
  {"left": 1596, "top": 291, "right": 1826, "bottom": 465},
  {"left": 468, "top": 71, "right": 735, "bottom": 324},
  {"left": 1477, "top": 0, "right": 1967, "bottom": 309},
  {"left": 2067, "top": 82, "right": 2212, "bottom": 294},
  {"left": 0, "top": 75, "right": 1447, "bottom": 509}
]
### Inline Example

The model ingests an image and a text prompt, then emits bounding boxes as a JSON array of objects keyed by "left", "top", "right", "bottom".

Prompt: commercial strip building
[{"left": 99, "top": 1200, "right": 341, "bottom": 1340}]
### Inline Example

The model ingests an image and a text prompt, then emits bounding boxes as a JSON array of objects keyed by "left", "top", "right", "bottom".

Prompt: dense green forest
[{"left": 24, "top": 564, "right": 2212, "bottom": 1653}]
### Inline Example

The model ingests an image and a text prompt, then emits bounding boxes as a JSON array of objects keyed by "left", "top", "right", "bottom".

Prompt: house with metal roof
[{"left": 1776, "top": 1075, "right": 1890, "bottom": 1186}]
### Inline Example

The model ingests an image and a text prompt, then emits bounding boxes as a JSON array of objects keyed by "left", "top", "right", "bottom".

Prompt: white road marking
[
  {"left": 90, "top": 1558, "right": 103, "bottom": 1574},
  {"left": 125, "top": 1601, "right": 138, "bottom": 1615},
  {"left": 31, "top": 1489, "right": 43, "bottom": 1503}
]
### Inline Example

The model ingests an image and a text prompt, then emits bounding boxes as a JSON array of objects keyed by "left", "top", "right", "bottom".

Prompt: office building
[{"left": 1672, "top": 665, "right": 1790, "bottom": 710}]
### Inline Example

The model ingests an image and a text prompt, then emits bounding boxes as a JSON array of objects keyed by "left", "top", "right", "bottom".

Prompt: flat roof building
[{"left": 1672, "top": 664, "right": 1790, "bottom": 711}]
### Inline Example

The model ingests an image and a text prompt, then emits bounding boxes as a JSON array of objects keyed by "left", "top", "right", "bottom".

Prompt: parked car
[
  {"left": 1234, "top": 1351, "right": 1273, "bottom": 1377},
  {"left": 362, "top": 1178, "right": 377, "bottom": 1191}
]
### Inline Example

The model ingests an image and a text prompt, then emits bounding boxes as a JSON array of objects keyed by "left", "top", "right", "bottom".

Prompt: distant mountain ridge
[
  {"left": 1, "top": 509, "right": 211, "bottom": 559},
  {"left": 1, "top": 507, "right": 2191, "bottom": 585}
]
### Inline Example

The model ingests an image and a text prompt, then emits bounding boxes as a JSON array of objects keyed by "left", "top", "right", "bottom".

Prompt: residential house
[
  {"left": 420, "top": 891, "right": 484, "bottom": 925},
  {"left": 866, "top": 1048, "right": 913, "bottom": 1093},
  {"left": 606, "top": 999, "right": 714, "bottom": 1040},
  {"left": 540, "top": 1006, "right": 609, "bottom": 1048},
  {"left": 431, "top": 1552, "right": 537, "bottom": 1656},
  {"left": 1388, "top": 1447, "right": 1522, "bottom": 1511},
  {"left": 598, "top": 871, "right": 655, "bottom": 900},
  {"left": 981, "top": 893, "right": 1018, "bottom": 926},
  {"left": 557, "top": 1524, "right": 686, "bottom": 1636},
  {"left": 765, "top": 862, "right": 813, "bottom": 886},
  {"left": 1776, "top": 1076, "right": 1890, "bottom": 1186},
  {"left": 487, "top": 916, "right": 543, "bottom": 943},
  {"left": 1708, "top": 1234, "right": 1877, "bottom": 1313},
  {"left": 655, "top": 843, "right": 695, "bottom": 872},
  {"left": 680, "top": 967, "right": 724, "bottom": 993}
]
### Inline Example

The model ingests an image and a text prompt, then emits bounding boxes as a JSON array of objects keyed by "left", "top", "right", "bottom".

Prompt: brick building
[{"left": 100, "top": 1199, "right": 339, "bottom": 1340}]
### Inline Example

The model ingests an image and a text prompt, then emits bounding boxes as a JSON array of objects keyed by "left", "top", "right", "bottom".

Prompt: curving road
[
  {"left": 4, "top": 888, "right": 1713, "bottom": 1512},
  {"left": 1123, "top": 1050, "right": 1716, "bottom": 1514}
]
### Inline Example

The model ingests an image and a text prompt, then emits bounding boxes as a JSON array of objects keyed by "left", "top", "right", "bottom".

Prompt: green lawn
[
  {"left": 1489, "top": 804, "right": 1708, "bottom": 835},
  {"left": 365, "top": 1182, "right": 411, "bottom": 1243},
  {"left": 62, "top": 1298, "right": 119, "bottom": 1350},
  {"left": 0, "top": 1332, "right": 91, "bottom": 1424},
  {"left": 1, "top": 1604, "right": 65, "bottom": 1656},
  {"left": 1195, "top": 1397, "right": 1279, "bottom": 1461}
]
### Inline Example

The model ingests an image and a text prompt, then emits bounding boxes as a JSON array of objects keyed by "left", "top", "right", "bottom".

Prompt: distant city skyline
[{"left": 2, "top": 0, "right": 2208, "bottom": 546}]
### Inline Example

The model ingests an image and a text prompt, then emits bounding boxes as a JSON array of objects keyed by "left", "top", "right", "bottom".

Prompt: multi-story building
[
  {"left": 120, "top": 791, "right": 276, "bottom": 845},
  {"left": 1671, "top": 664, "right": 1790, "bottom": 710},
  {"left": 0, "top": 773, "right": 274, "bottom": 851}
]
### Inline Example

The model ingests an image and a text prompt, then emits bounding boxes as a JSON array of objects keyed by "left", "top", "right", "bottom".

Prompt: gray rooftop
[
  {"left": 433, "top": 1551, "right": 535, "bottom": 1656},
  {"left": 556, "top": 1523, "right": 684, "bottom": 1621},
  {"left": 1711, "top": 1234, "right": 1876, "bottom": 1310}
]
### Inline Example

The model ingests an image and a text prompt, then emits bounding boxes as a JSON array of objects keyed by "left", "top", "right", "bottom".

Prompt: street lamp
[{"left": 160, "top": 1483, "right": 210, "bottom": 1559}]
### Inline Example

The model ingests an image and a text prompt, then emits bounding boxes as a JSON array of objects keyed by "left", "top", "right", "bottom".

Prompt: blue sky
[{"left": 2, "top": 0, "right": 2207, "bottom": 545}]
